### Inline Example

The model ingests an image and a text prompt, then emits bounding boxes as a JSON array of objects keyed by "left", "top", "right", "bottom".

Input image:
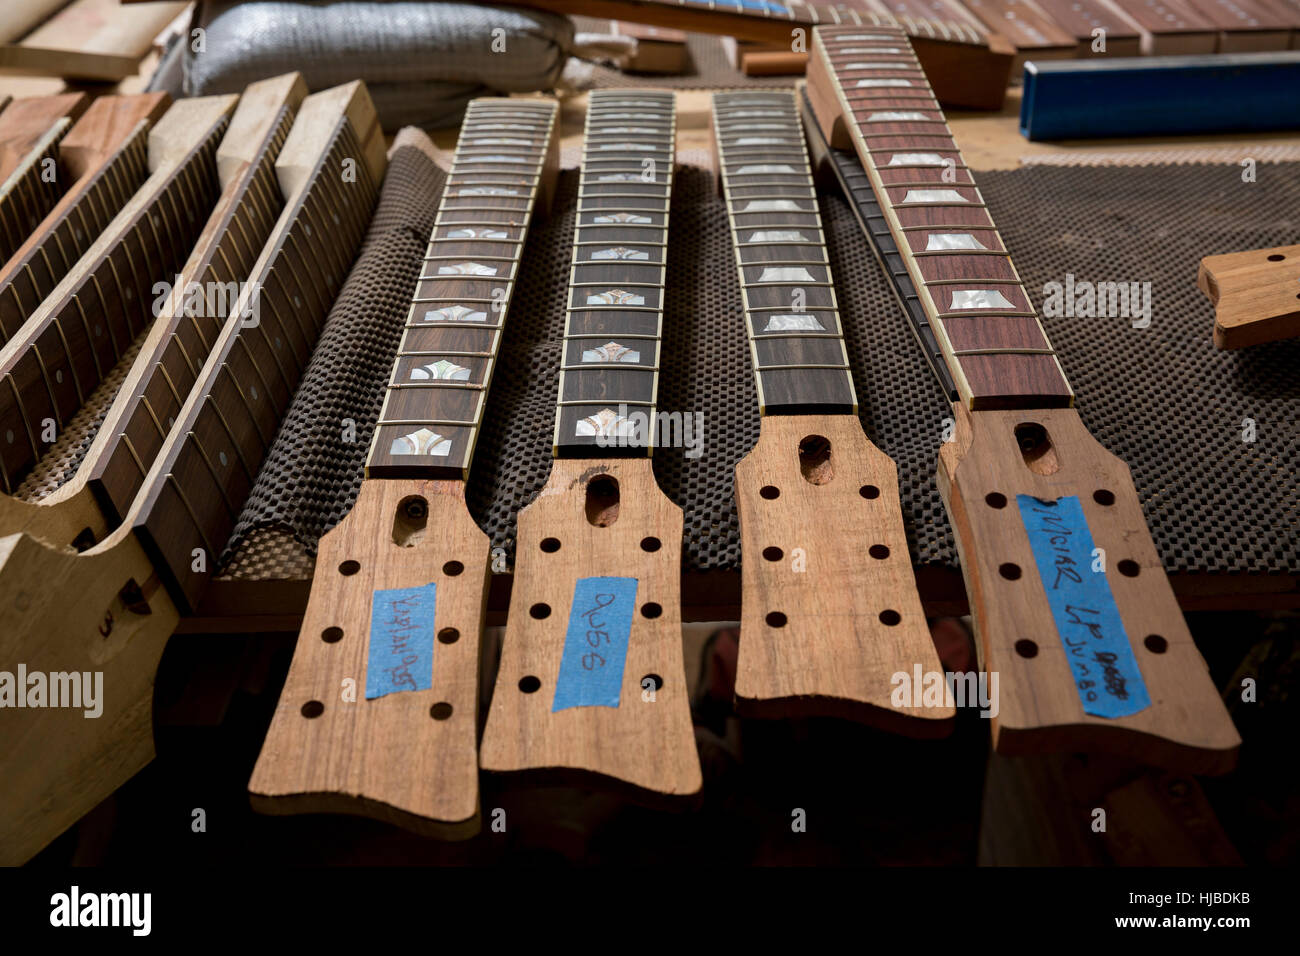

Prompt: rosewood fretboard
[
  {"left": 713, "top": 90, "right": 856, "bottom": 416},
  {"left": 133, "top": 85, "right": 384, "bottom": 613},
  {"left": 809, "top": 23, "right": 1074, "bottom": 409},
  {"left": 554, "top": 89, "right": 675, "bottom": 457},
  {"left": 365, "top": 99, "right": 558, "bottom": 481}
]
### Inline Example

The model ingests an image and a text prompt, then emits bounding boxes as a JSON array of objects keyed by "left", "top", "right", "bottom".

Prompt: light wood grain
[
  {"left": 937, "top": 403, "right": 1241, "bottom": 774},
  {"left": 480, "top": 457, "right": 702, "bottom": 802},
  {"left": 249, "top": 479, "right": 486, "bottom": 838},
  {"left": 1, "top": 0, "right": 187, "bottom": 81},
  {"left": 1198, "top": 242, "right": 1300, "bottom": 348},
  {"left": 0, "top": 522, "right": 174, "bottom": 865},
  {"left": 735, "top": 415, "right": 954, "bottom": 732},
  {"left": 0, "top": 91, "right": 86, "bottom": 181}
]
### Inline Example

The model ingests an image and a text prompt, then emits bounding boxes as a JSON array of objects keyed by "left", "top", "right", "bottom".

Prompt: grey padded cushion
[{"left": 185, "top": 1, "right": 573, "bottom": 127}]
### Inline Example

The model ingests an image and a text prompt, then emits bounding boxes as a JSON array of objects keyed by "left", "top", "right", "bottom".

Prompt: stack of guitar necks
[{"left": 0, "top": 24, "right": 1243, "bottom": 865}]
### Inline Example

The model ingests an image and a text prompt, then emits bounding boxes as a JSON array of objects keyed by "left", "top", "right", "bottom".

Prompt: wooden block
[
  {"left": 1198, "top": 243, "right": 1300, "bottom": 348},
  {"left": 735, "top": 415, "right": 954, "bottom": 733},
  {"left": 480, "top": 458, "right": 702, "bottom": 803},
  {"left": 249, "top": 479, "right": 486, "bottom": 838},
  {"left": 613, "top": 20, "right": 689, "bottom": 73},
  {"left": 937, "top": 404, "right": 1241, "bottom": 774},
  {"left": 0, "top": 0, "right": 189, "bottom": 81}
]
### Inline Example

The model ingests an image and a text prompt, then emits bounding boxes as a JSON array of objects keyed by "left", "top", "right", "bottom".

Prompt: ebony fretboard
[
  {"left": 553, "top": 90, "right": 676, "bottom": 457},
  {"left": 365, "top": 99, "right": 558, "bottom": 480},
  {"left": 811, "top": 24, "right": 1073, "bottom": 409},
  {"left": 713, "top": 90, "right": 856, "bottom": 416}
]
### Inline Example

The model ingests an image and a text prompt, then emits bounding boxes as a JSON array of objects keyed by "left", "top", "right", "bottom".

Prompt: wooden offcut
[{"left": 1198, "top": 242, "right": 1300, "bottom": 348}]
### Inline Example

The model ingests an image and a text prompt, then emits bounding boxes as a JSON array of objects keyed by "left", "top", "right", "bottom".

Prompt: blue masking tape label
[
  {"left": 1016, "top": 495, "right": 1150, "bottom": 718},
  {"left": 552, "top": 576, "right": 637, "bottom": 712},
  {"left": 365, "top": 583, "right": 436, "bottom": 700}
]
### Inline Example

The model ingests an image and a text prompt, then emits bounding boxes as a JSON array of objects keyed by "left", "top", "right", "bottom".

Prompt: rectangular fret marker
[
  {"left": 867, "top": 111, "right": 931, "bottom": 121},
  {"left": 1015, "top": 496, "right": 1150, "bottom": 719},
  {"left": 951, "top": 289, "right": 1015, "bottom": 310},
  {"left": 743, "top": 200, "right": 802, "bottom": 211},
  {"left": 889, "top": 153, "right": 947, "bottom": 165},
  {"left": 857, "top": 79, "right": 913, "bottom": 88},
  {"left": 901, "top": 189, "right": 967, "bottom": 203},
  {"left": 552, "top": 577, "right": 637, "bottom": 711},
  {"left": 365, "top": 583, "right": 437, "bottom": 700},
  {"left": 737, "top": 164, "right": 798, "bottom": 173},
  {"left": 927, "top": 233, "right": 986, "bottom": 251}
]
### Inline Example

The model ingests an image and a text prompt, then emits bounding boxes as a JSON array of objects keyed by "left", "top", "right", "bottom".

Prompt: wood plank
[
  {"left": 1198, "top": 242, "right": 1300, "bottom": 347},
  {"left": 0, "top": 0, "right": 187, "bottom": 81}
]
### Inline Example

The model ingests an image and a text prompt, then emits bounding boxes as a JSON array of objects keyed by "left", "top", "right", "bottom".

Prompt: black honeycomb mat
[{"left": 222, "top": 148, "right": 1300, "bottom": 579}]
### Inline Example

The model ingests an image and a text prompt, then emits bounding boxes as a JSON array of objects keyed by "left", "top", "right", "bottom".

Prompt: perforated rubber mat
[{"left": 221, "top": 151, "right": 1300, "bottom": 581}]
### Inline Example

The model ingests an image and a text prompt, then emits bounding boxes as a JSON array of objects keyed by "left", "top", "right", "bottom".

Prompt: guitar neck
[
  {"left": 0, "top": 93, "right": 88, "bottom": 264},
  {"left": 0, "top": 96, "right": 236, "bottom": 496},
  {"left": 521, "top": 0, "right": 987, "bottom": 45},
  {"left": 808, "top": 24, "right": 1074, "bottom": 409},
  {"left": 131, "top": 82, "right": 386, "bottom": 614},
  {"left": 365, "top": 98, "right": 558, "bottom": 481},
  {"left": 798, "top": 87, "right": 957, "bottom": 402},
  {"left": 554, "top": 90, "right": 675, "bottom": 456},
  {"left": 712, "top": 90, "right": 856, "bottom": 416},
  {"left": 0, "top": 94, "right": 170, "bottom": 348},
  {"left": 85, "top": 75, "right": 307, "bottom": 526}
]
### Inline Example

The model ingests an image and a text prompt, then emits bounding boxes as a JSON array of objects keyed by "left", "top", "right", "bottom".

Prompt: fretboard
[
  {"left": 809, "top": 24, "right": 1074, "bottom": 409},
  {"left": 0, "top": 97, "right": 233, "bottom": 495},
  {"left": 133, "top": 83, "right": 385, "bottom": 614},
  {"left": 1031, "top": 0, "right": 1143, "bottom": 51},
  {"left": 365, "top": 99, "right": 558, "bottom": 480},
  {"left": 553, "top": 90, "right": 675, "bottom": 457},
  {"left": 798, "top": 88, "right": 956, "bottom": 402},
  {"left": 712, "top": 90, "right": 855, "bottom": 416},
  {"left": 0, "top": 96, "right": 164, "bottom": 348},
  {"left": 0, "top": 116, "right": 68, "bottom": 266},
  {"left": 519, "top": 0, "right": 987, "bottom": 45},
  {"left": 87, "top": 89, "right": 299, "bottom": 525}
]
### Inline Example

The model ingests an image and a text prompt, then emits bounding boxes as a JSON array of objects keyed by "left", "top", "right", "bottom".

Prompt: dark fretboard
[
  {"left": 811, "top": 24, "right": 1074, "bottom": 409},
  {"left": 134, "top": 88, "right": 383, "bottom": 613},
  {"left": 365, "top": 98, "right": 558, "bottom": 480},
  {"left": 0, "top": 103, "right": 230, "bottom": 494},
  {"left": 798, "top": 87, "right": 956, "bottom": 402},
  {"left": 0, "top": 117, "right": 69, "bottom": 266},
  {"left": 713, "top": 90, "right": 856, "bottom": 416},
  {"left": 521, "top": 0, "right": 986, "bottom": 46},
  {"left": 553, "top": 90, "right": 675, "bottom": 457}
]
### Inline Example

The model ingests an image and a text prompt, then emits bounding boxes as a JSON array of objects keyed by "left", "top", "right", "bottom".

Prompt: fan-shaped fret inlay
[
  {"left": 591, "top": 247, "right": 649, "bottom": 260},
  {"left": 582, "top": 341, "right": 641, "bottom": 363},
  {"left": 594, "top": 212, "right": 651, "bottom": 224},
  {"left": 743, "top": 199, "right": 802, "bottom": 212},
  {"left": 410, "top": 360, "right": 471, "bottom": 381},
  {"left": 437, "top": 261, "right": 498, "bottom": 276},
  {"left": 447, "top": 227, "right": 508, "bottom": 239},
  {"left": 575, "top": 407, "right": 637, "bottom": 438},
  {"left": 586, "top": 289, "right": 645, "bottom": 306},
  {"left": 390, "top": 427, "right": 453, "bottom": 457},
  {"left": 424, "top": 305, "right": 487, "bottom": 323}
]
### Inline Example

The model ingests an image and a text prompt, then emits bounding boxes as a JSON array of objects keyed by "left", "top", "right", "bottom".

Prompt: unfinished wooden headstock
[{"left": 938, "top": 404, "right": 1241, "bottom": 774}]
